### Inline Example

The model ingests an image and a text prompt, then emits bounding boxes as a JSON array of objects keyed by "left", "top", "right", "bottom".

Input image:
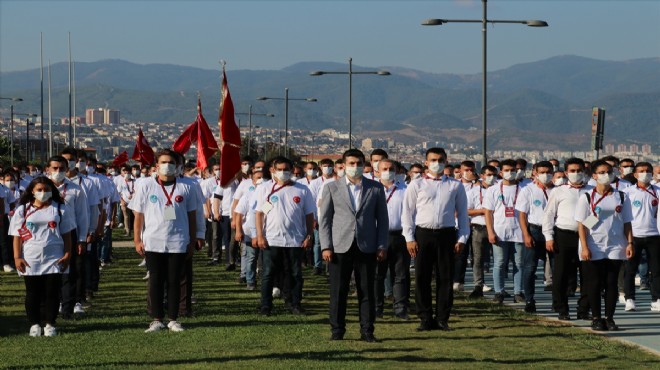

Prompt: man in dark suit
[{"left": 319, "top": 149, "right": 389, "bottom": 343}]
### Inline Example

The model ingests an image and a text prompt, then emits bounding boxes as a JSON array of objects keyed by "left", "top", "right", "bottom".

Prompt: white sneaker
[
  {"left": 272, "top": 287, "right": 281, "bottom": 298},
  {"left": 635, "top": 276, "right": 641, "bottom": 286},
  {"left": 3, "top": 264, "right": 15, "bottom": 273},
  {"left": 453, "top": 282, "right": 460, "bottom": 292},
  {"left": 625, "top": 299, "right": 636, "bottom": 311},
  {"left": 142, "top": 271, "right": 150, "bottom": 280},
  {"left": 457, "top": 283, "right": 464, "bottom": 292},
  {"left": 619, "top": 293, "right": 626, "bottom": 304},
  {"left": 117, "top": 223, "right": 124, "bottom": 228},
  {"left": 483, "top": 285, "right": 493, "bottom": 293},
  {"left": 138, "top": 259, "right": 147, "bottom": 267},
  {"left": 29, "top": 324, "right": 42, "bottom": 337},
  {"left": 167, "top": 320, "right": 184, "bottom": 332},
  {"left": 145, "top": 320, "right": 165, "bottom": 333},
  {"left": 74, "top": 302, "right": 85, "bottom": 314},
  {"left": 58, "top": 303, "right": 63, "bottom": 314},
  {"left": 651, "top": 299, "right": 660, "bottom": 312},
  {"left": 43, "top": 324, "right": 57, "bottom": 337}
]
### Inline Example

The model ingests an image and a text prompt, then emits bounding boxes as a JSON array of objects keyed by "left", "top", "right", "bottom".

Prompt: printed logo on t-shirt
[
  {"left": 48, "top": 221, "right": 57, "bottom": 229},
  {"left": 615, "top": 205, "right": 622, "bottom": 213},
  {"left": 271, "top": 195, "right": 279, "bottom": 203},
  {"left": 594, "top": 206, "right": 602, "bottom": 215},
  {"left": 249, "top": 186, "right": 255, "bottom": 191},
  {"left": 633, "top": 200, "right": 642, "bottom": 208},
  {"left": 533, "top": 199, "right": 542, "bottom": 207},
  {"left": 293, "top": 196, "right": 301, "bottom": 204},
  {"left": 498, "top": 195, "right": 504, "bottom": 201},
  {"left": 26, "top": 221, "right": 35, "bottom": 230},
  {"left": 149, "top": 195, "right": 158, "bottom": 203},
  {"left": 652, "top": 200, "right": 659, "bottom": 207},
  {"left": 175, "top": 195, "right": 184, "bottom": 203}
]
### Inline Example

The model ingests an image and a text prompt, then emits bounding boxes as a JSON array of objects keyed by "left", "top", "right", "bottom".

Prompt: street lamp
[
  {"left": 0, "top": 97, "right": 23, "bottom": 165},
  {"left": 422, "top": 0, "right": 547, "bottom": 163},
  {"left": 14, "top": 113, "right": 38, "bottom": 163},
  {"left": 311, "top": 57, "right": 390, "bottom": 149},
  {"left": 257, "top": 88, "right": 317, "bottom": 157},
  {"left": 235, "top": 105, "right": 275, "bottom": 157}
]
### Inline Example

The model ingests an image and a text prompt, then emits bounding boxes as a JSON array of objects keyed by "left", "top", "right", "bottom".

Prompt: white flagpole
[{"left": 48, "top": 60, "right": 53, "bottom": 157}]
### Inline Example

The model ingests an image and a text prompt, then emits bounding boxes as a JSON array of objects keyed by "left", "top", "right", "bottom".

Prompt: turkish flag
[
  {"left": 218, "top": 66, "right": 241, "bottom": 187},
  {"left": 172, "top": 99, "right": 219, "bottom": 170},
  {"left": 131, "top": 128, "right": 155, "bottom": 165},
  {"left": 111, "top": 151, "right": 129, "bottom": 167}
]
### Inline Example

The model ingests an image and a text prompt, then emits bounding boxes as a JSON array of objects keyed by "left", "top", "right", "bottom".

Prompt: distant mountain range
[{"left": 1, "top": 55, "right": 659, "bottom": 150}]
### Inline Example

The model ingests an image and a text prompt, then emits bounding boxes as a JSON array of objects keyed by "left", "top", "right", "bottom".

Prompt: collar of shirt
[{"left": 345, "top": 176, "right": 362, "bottom": 188}]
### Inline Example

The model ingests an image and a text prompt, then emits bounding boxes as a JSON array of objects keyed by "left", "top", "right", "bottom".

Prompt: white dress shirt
[
  {"left": 382, "top": 182, "right": 406, "bottom": 231},
  {"left": 542, "top": 183, "right": 593, "bottom": 241},
  {"left": 346, "top": 176, "right": 363, "bottom": 212}
]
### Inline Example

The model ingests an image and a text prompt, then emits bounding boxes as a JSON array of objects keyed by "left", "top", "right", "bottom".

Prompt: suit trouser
[
  {"left": 583, "top": 258, "right": 622, "bottom": 319},
  {"left": 329, "top": 241, "right": 377, "bottom": 335},
  {"left": 625, "top": 235, "right": 660, "bottom": 300},
  {"left": 415, "top": 227, "right": 456, "bottom": 323},
  {"left": 120, "top": 203, "right": 134, "bottom": 234},
  {"left": 375, "top": 232, "right": 410, "bottom": 314},
  {"left": 552, "top": 228, "right": 589, "bottom": 315},
  {"left": 85, "top": 240, "right": 100, "bottom": 293}
]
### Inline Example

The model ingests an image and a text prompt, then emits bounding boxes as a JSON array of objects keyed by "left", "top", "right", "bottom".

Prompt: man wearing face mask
[
  {"left": 589, "top": 156, "right": 632, "bottom": 191},
  {"left": 542, "top": 157, "right": 592, "bottom": 320},
  {"left": 83, "top": 156, "right": 111, "bottom": 299},
  {"left": 402, "top": 147, "right": 469, "bottom": 332},
  {"left": 316, "top": 159, "right": 344, "bottom": 210},
  {"left": 234, "top": 168, "right": 265, "bottom": 290},
  {"left": 454, "top": 160, "right": 478, "bottom": 293},
  {"left": 466, "top": 165, "right": 498, "bottom": 299},
  {"left": 367, "top": 149, "right": 388, "bottom": 182},
  {"left": 306, "top": 158, "right": 335, "bottom": 275},
  {"left": 515, "top": 158, "right": 532, "bottom": 187},
  {"left": 117, "top": 165, "right": 136, "bottom": 236},
  {"left": 652, "top": 165, "right": 660, "bottom": 186},
  {"left": 622, "top": 162, "right": 660, "bottom": 312},
  {"left": 255, "top": 156, "right": 315, "bottom": 316},
  {"left": 407, "top": 164, "right": 424, "bottom": 184},
  {"left": 517, "top": 161, "right": 555, "bottom": 313},
  {"left": 619, "top": 158, "right": 637, "bottom": 185},
  {"left": 299, "top": 161, "right": 319, "bottom": 186},
  {"left": 201, "top": 164, "right": 222, "bottom": 265},
  {"left": 484, "top": 159, "right": 525, "bottom": 304},
  {"left": 320, "top": 149, "right": 389, "bottom": 342},
  {"left": 240, "top": 156, "right": 254, "bottom": 180}
]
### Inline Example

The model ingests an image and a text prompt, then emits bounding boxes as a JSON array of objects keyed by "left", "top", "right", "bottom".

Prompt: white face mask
[
  {"left": 275, "top": 170, "right": 291, "bottom": 182},
  {"left": 50, "top": 171, "right": 66, "bottom": 183},
  {"left": 150, "top": 172, "right": 158, "bottom": 178},
  {"left": 6, "top": 181, "right": 16, "bottom": 189},
  {"left": 254, "top": 167, "right": 263, "bottom": 172},
  {"left": 372, "top": 161, "right": 380, "bottom": 172},
  {"left": 428, "top": 161, "right": 444, "bottom": 175},
  {"left": 596, "top": 173, "right": 612, "bottom": 185},
  {"left": 380, "top": 170, "right": 394, "bottom": 181},
  {"left": 515, "top": 169, "right": 525, "bottom": 180},
  {"left": 241, "top": 164, "right": 250, "bottom": 174},
  {"left": 214, "top": 170, "right": 221, "bottom": 177},
  {"left": 158, "top": 163, "right": 177, "bottom": 177},
  {"left": 322, "top": 166, "right": 333, "bottom": 176},
  {"left": 34, "top": 191, "right": 52, "bottom": 202},
  {"left": 86, "top": 165, "right": 96, "bottom": 174},
  {"left": 553, "top": 177, "right": 566, "bottom": 187},
  {"left": 655, "top": 173, "right": 660, "bottom": 181},
  {"left": 337, "top": 169, "right": 345, "bottom": 177},
  {"left": 501, "top": 171, "right": 516, "bottom": 181},
  {"left": 411, "top": 172, "right": 421, "bottom": 180},
  {"left": 141, "top": 173, "right": 147, "bottom": 178},
  {"left": 636, "top": 173, "right": 653, "bottom": 184},
  {"left": 306, "top": 169, "right": 317, "bottom": 178},
  {"left": 124, "top": 173, "right": 131, "bottom": 180},
  {"left": 68, "top": 160, "right": 76, "bottom": 170},
  {"left": 255, "top": 178, "right": 264, "bottom": 186},
  {"left": 454, "top": 172, "right": 462, "bottom": 180},
  {"left": 621, "top": 167, "right": 633, "bottom": 176},
  {"left": 345, "top": 166, "right": 364, "bottom": 178},
  {"left": 395, "top": 174, "right": 406, "bottom": 183},
  {"left": 77, "top": 161, "right": 86, "bottom": 171},
  {"left": 567, "top": 172, "right": 583, "bottom": 184},
  {"left": 483, "top": 175, "right": 495, "bottom": 186},
  {"left": 290, "top": 176, "right": 299, "bottom": 182},
  {"left": 536, "top": 173, "right": 552, "bottom": 185},
  {"left": 462, "top": 172, "right": 473, "bottom": 181},
  {"left": 30, "top": 171, "right": 39, "bottom": 177}
]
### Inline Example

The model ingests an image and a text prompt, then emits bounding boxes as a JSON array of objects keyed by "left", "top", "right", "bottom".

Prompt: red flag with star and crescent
[
  {"left": 172, "top": 98, "right": 219, "bottom": 169},
  {"left": 111, "top": 151, "right": 129, "bottom": 167},
  {"left": 131, "top": 128, "right": 155, "bottom": 165},
  {"left": 218, "top": 64, "right": 242, "bottom": 187}
]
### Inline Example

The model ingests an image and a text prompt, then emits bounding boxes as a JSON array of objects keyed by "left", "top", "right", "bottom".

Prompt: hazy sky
[{"left": 1, "top": 0, "right": 659, "bottom": 74}]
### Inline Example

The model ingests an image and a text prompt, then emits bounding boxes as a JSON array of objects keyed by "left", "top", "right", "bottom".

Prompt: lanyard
[
  {"left": 385, "top": 185, "right": 397, "bottom": 204},
  {"left": 59, "top": 183, "right": 68, "bottom": 199},
  {"left": 22, "top": 203, "right": 46, "bottom": 228},
  {"left": 125, "top": 179, "right": 134, "bottom": 194},
  {"left": 590, "top": 188, "right": 612, "bottom": 217},
  {"left": 424, "top": 174, "right": 442, "bottom": 181},
  {"left": 499, "top": 182, "right": 519, "bottom": 207},
  {"left": 479, "top": 186, "right": 484, "bottom": 205},
  {"left": 536, "top": 183, "right": 549, "bottom": 200},
  {"left": 637, "top": 184, "right": 658, "bottom": 200},
  {"left": 267, "top": 182, "right": 292, "bottom": 202},
  {"left": 157, "top": 178, "right": 177, "bottom": 206}
]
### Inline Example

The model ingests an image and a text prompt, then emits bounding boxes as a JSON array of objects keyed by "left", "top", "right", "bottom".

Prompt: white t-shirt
[
  {"left": 574, "top": 189, "right": 634, "bottom": 261},
  {"left": 118, "top": 177, "right": 137, "bottom": 203},
  {"left": 467, "top": 184, "right": 488, "bottom": 226},
  {"left": 181, "top": 176, "right": 206, "bottom": 239},
  {"left": 516, "top": 183, "right": 553, "bottom": 226},
  {"left": 235, "top": 185, "right": 263, "bottom": 242},
  {"left": 56, "top": 179, "right": 90, "bottom": 242},
  {"left": 483, "top": 182, "right": 524, "bottom": 243},
  {"left": 8, "top": 202, "right": 76, "bottom": 275},
  {"left": 201, "top": 176, "right": 221, "bottom": 199},
  {"left": 213, "top": 180, "right": 239, "bottom": 217},
  {"left": 255, "top": 181, "right": 314, "bottom": 248},
  {"left": 622, "top": 184, "right": 659, "bottom": 237},
  {"left": 128, "top": 177, "right": 198, "bottom": 253},
  {"left": 587, "top": 177, "right": 632, "bottom": 191}
]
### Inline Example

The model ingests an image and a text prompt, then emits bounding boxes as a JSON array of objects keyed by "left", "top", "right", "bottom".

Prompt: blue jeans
[
  {"left": 313, "top": 229, "right": 322, "bottom": 269},
  {"left": 100, "top": 226, "right": 112, "bottom": 263},
  {"left": 521, "top": 226, "right": 547, "bottom": 303},
  {"left": 245, "top": 242, "right": 260, "bottom": 285},
  {"left": 493, "top": 241, "right": 523, "bottom": 294}
]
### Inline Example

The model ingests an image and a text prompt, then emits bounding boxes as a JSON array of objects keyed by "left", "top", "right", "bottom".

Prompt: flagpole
[
  {"left": 73, "top": 60, "right": 77, "bottom": 147},
  {"left": 40, "top": 32, "right": 45, "bottom": 162},
  {"left": 48, "top": 60, "right": 52, "bottom": 158},
  {"left": 68, "top": 32, "right": 72, "bottom": 146}
]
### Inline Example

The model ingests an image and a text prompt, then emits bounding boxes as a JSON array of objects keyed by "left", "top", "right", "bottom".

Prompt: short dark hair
[
  {"left": 334, "top": 159, "right": 344, "bottom": 165},
  {"left": 500, "top": 159, "right": 517, "bottom": 169},
  {"left": 620, "top": 158, "right": 635, "bottom": 166},
  {"left": 480, "top": 165, "right": 498, "bottom": 175},
  {"left": 319, "top": 158, "right": 334, "bottom": 167},
  {"left": 591, "top": 160, "right": 613, "bottom": 173},
  {"left": 534, "top": 161, "right": 553, "bottom": 171},
  {"left": 342, "top": 149, "right": 366, "bottom": 163},
  {"left": 488, "top": 159, "right": 500, "bottom": 166},
  {"left": 425, "top": 147, "right": 447, "bottom": 160},
  {"left": 241, "top": 155, "right": 254, "bottom": 164},
  {"left": 47, "top": 155, "right": 68, "bottom": 168},
  {"left": 515, "top": 158, "right": 528, "bottom": 168},
  {"left": 155, "top": 148, "right": 178, "bottom": 162},
  {"left": 460, "top": 160, "right": 475, "bottom": 169},
  {"left": 635, "top": 162, "right": 653, "bottom": 173},
  {"left": 410, "top": 163, "right": 424, "bottom": 171},
  {"left": 601, "top": 155, "right": 619, "bottom": 166},
  {"left": 370, "top": 148, "right": 389, "bottom": 160},
  {"left": 271, "top": 156, "right": 293, "bottom": 170},
  {"left": 564, "top": 157, "right": 585, "bottom": 170},
  {"left": 61, "top": 147, "right": 78, "bottom": 157}
]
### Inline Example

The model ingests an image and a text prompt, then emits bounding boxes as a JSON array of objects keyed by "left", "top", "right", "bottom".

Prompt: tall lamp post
[
  {"left": 14, "top": 113, "right": 38, "bottom": 163},
  {"left": 0, "top": 97, "right": 23, "bottom": 165},
  {"left": 257, "top": 88, "right": 317, "bottom": 157},
  {"left": 235, "top": 105, "right": 275, "bottom": 157},
  {"left": 311, "top": 58, "right": 390, "bottom": 150},
  {"left": 422, "top": 0, "right": 547, "bottom": 163}
]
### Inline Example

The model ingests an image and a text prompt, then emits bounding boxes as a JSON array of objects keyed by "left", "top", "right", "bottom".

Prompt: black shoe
[
  {"left": 61, "top": 313, "right": 73, "bottom": 320},
  {"left": 640, "top": 282, "right": 650, "bottom": 291},
  {"left": 558, "top": 313, "right": 571, "bottom": 321},
  {"left": 514, "top": 293, "right": 525, "bottom": 303},
  {"left": 468, "top": 286, "right": 484, "bottom": 299},
  {"left": 246, "top": 284, "right": 256, "bottom": 291},
  {"left": 605, "top": 318, "right": 619, "bottom": 331},
  {"left": 544, "top": 284, "right": 553, "bottom": 291},
  {"left": 502, "top": 291, "right": 512, "bottom": 298},
  {"left": 313, "top": 267, "right": 323, "bottom": 276},
  {"left": 524, "top": 301, "right": 537, "bottom": 313},
  {"left": 493, "top": 293, "right": 504, "bottom": 304},
  {"left": 225, "top": 264, "right": 236, "bottom": 271},
  {"left": 591, "top": 318, "right": 607, "bottom": 331},
  {"left": 259, "top": 306, "right": 271, "bottom": 316},
  {"left": 576, "top": 311, "right": 591, "bottom": 321},
  {"left": 290, "top": 305, "right": 306, "bottom": 315},
  {"left": 330, "top": 333, "right": 344, "bottom": 341},
  {"left": 416, "top": 320, "right": 439, "bottom": 331},
  {"left": 360, "top": 333, "right": 378, "bottom": 343},
  {"left": 376, "top": 310, "right": 384, "bottom": 319},
  {"left": 567, "top": 289, "right": 576, "bottom": 298},
  {"left": 238, "top": 276, "right": 247, "bottom": 284},
  {"left": 436, "top": 320, "right": 453, "bottom": 331},
  {"left": 395, "top": 312, "right": 411, "bottom": 320},
  {"left": 207, "top": 259, "right": 219, "bottom": 266}
]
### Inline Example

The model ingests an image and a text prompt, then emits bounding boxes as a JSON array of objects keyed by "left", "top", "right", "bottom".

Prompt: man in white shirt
[
  {"left": 234, "top": 169, "right": 265, "bottom": 290},
  {"left": 454, "top": 160, "right": 478, "bottom": 293},
  {"left": 484, "top": 159, "right": 524, "bottom": 304},
  {"left": 517, "top": 161, "right": 554, "bottom": 313},
  {"left": 622, "top": 162, "right": 660, "bottom": 312},
  {"left": 542, "top": 157, "right": 592, "bottom": 320},
  {"left": 213, "top": 175, "right": 240, "bottom": 271},
  {"left": 255, "top": 157, "right": 315, "bottom": 316},
  {"left": 401, "top": 147, "right": 469, "bottom": 331},
  {"left": 375, "top": 159, "right": 410, "bottom": 320},
  {"left": 588, "top": 156, "right": 632, "bottom": 191},
  {"left": 308, "top": 158, "right": 335, "bottom": 275},
  {"left": 201, "top": 164, "right": 221, "bottom": 264},
  {"left": 366, "top": 148, "right": 388, "bottom": 182}
]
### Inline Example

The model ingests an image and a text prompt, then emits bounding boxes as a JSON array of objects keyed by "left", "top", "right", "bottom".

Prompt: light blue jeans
[{"left": 492, "top": 241, "right": 523, "bottom": 294}]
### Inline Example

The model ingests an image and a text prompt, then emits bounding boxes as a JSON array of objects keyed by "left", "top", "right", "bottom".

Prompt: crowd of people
[{"left": 1, "top": 146, "right": 659, "bottom": 340}]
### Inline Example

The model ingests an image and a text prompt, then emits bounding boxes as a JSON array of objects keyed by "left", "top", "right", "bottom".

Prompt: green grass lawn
[{"left": 1, "top": 247, "right": 659, "bottom": 369}]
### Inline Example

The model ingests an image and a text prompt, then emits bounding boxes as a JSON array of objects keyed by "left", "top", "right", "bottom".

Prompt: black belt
[
  {"left": 530, "top": 224, "right": 542, "bottom": 230},
  {"left": 416, "top": 226, "right": 454, "bottom": 233},
  {"left": 471, "top": 224, "right": 486, "bottom": 229},
  {"left": 389, "top": 230, "right": 403, "bottom": 236},
  {"left": 555, "top": 227, "right": 578, "bottom": 235}
]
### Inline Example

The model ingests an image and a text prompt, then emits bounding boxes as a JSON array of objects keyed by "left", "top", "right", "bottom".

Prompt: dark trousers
[
  {"left": 85, "top": 240, "right": 100, "bottom": 293},
  {"left": 146, "top": 252, "right": 187, "bottom": 321},
  {"left": 521, "top": 225, "right": 547, "bottom": 303},
  {"left": 552, "top": 228, "right": 589, "bottom": 315},
  {"left": 375, "top": 232, "right": 411, "bottom": 314},
  {"left": 0, "top": 215, "right": 12, "bottom": 267},
  {"left": 206, "top": 220, "right": 221, "bottom": 260},
  {"left": 25, "top": 274, "right": 62, "bottom": 326},
  {"left": 625, "top": 235, "right": 660, "bottom": 300},
  {"left": 583, "top": 258, "right": 622, "bottom": 319},
  {"left": 453, "top": 233, "right": 471, "bottom": 284},
  {"left": 415, "top": 227, "right": 456, "bottom": 323},
  {"left": 219, "top": 216, "right": 238, "bottom": 265},
  {"left": 61, "top": 231, "right": 85, "bottom": 314},
  {"left": 260, "top": 247, "right": 303, "bottom": 309},
  {"left": 329, "top": 242, "right": 377, "bottom": 335}
]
